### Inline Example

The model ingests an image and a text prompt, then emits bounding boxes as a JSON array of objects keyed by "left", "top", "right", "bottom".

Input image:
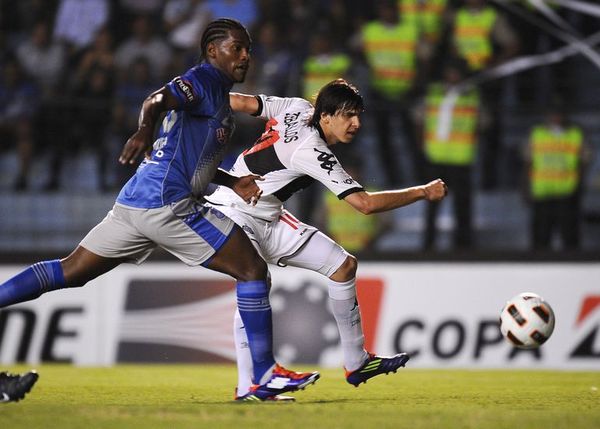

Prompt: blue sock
[
  {"left": 236, "top": 280, "right": 276, "bottom": 384},
  {"left": 0, "top": 260, "right": 66, "bottom": 308}
]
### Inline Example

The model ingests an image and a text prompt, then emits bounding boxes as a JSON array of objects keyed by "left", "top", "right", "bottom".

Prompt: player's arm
[
  {"left": 343, "top": 179, "right": 448, "bottom": 215},
  {"left": 230, "top": 92, "right": 261, "bottom": 115},
  {"left": 213, "top": 169, "right": 264, "bottom": 206},
  {"left": 118, "top": 87, "right": 179, "bottom": 165}
]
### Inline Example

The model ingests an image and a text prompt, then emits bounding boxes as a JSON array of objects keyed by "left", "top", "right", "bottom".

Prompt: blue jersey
[{"left": 117, "top": 63, "right": 235, "bottom": 208}]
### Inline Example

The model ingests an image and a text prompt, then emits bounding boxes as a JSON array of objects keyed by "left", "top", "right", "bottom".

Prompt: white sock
[
  {"left": 233, "top": 309, "right": 254, "bottom": 396},
  {"left": 328, "top": 278, "right": 369, "bottom": 372}
]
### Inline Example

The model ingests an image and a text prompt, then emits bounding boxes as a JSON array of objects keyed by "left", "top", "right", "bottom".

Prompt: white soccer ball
[{"left": 499, "top": 292, "right": 555, "bottom": 349}]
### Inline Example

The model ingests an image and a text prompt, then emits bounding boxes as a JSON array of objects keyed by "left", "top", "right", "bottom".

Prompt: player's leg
[
  {"left": 283, "top": 230, "right": 408, "bottom": 386},
  {"left": 281, "top": 231, "right": 369, "bottom": 371},
  {"left": 0, "top": 205, "right": 150, "bottom": 308},
  {"left": 0, "top": 246, "right": 123, "bottom": 308},
  {"left": 205, "top": 226, "right": 276, "bottom": 382},
  {"left": 158, "top": 203, "right": 318, "bottom": 399}
]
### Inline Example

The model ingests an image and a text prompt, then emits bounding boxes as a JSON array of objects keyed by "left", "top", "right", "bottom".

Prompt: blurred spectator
[
  {"left": 355, "top": 0, "right": 423, "bottom": 186},
  {"left": 205, "top": 0, "right": 258, "bottom": 29},
  {"left": 0, "top": 57, "right": 39, "bottom": 190},
  {"left": 302, "top": 31, "right": 351, "bottom": 103},
  {"left": 450, "top": 0, "right": 518, "bottom": 72},
  {"left": 523, "top": 104, "right": 592, "bottom": 251},
  {"left": 163, "top": 0, "right": 212, "bottom": 52},
  {"left": 110, "top": 56, "right": 158, "bottom": 187},
  {"left": 119, "top": 0, "right": 163, "bottom": 16},
  {"left": 73, "top": 26, "right": 115, "bottom": 83},
  {"left": 317, "top": 155, "right": 391, "bottom": 253},
  {"left": 16, "top": 20, "right": 67, "bottom": 95},
  {"left": 399, "top": 0, "right": 452, "bottom": 79},
  {"left": 53, "top": 0, "right": 110, "bottom": 54},
  {"left": 45, "top": 64, "right": 114, "bottom": 191},
  {"left": 450, "top": 0, "right": 519, "bottom": 190},
  {"left": 0, "top": 0, "right": 56, "bottom": 44},
  {"left": 114, "top": 14, "right": 173, "bottom": 81},
  {"left": 416, "top": 58, "right": 481, "bottom": 250},
  {"left": 247, "top": 20, "right": 297, "bottom": 96}
]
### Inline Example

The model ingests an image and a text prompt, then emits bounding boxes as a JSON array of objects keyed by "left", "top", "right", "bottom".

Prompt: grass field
[{"left": 1, "top": 365, "right": 599, "bottom": 429}]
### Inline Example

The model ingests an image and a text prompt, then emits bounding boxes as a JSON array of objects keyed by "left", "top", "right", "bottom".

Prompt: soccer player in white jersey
[{"left": 206, "top": 79, "right": 448, "bottom": 398}]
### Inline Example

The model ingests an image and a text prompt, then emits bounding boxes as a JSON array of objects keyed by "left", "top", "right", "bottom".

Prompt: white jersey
[{"left": 207, "top": 95, "right": 363, "bottom": 221}]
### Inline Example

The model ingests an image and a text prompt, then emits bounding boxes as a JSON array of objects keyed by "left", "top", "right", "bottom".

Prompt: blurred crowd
[{"left": 1, "top": 0, "right": 598, "bottom": 252}]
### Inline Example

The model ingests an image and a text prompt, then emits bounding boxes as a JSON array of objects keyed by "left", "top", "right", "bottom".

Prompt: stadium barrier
[{"left": 0, "top": 262, "right": 598, "bottom": 369}]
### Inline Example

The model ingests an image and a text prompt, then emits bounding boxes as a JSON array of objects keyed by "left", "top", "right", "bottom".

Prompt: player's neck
[{"left": 318, "top": 120, "right": 337, "bottom": 146}]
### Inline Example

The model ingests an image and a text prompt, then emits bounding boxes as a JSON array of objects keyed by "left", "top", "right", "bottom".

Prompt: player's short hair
[
  {"left": 309, "top": 79, "right": 364, "bottom": 127},
  {"left": 200, "top": 18, "right": 250, "bottom": 59}
]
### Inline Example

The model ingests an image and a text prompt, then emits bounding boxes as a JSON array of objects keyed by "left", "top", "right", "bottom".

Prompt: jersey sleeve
[
  {"left": 291, "top": 142, "right": 364, "bottom": 199},
  {"left": 256, "top": 95, "right": 312, "bottom": 120},
  {"left": 166, "top": 67, "right": 205, "bottom": 112}
]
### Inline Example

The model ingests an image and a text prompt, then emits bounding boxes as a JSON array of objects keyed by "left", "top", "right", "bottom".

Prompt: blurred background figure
[
  {"left": 162, "top": 0, "right": 212, "bottom": 55},
  {"left": 416, "top": 57, "right": 481, "bottom": 250},
  {"left": 301, "top": 31, "right": 351, "bottom": 104},
  {"left": 354, "top": 0, "right": 423, "bottom": 187},
  {"left": 524, "top": 103, "right": 592, "bottom": 251},
  {"left": 114, "top": 14, "right": 172, "bottom": 82},
  {"left": 450, "top": 0, "right": 519, "bottom": 190},
  {"left": 316, "top": 153, "right": 392, "bottom": 254},
  {"left": 53, "top": 0, "right": 110, "bottom": 56},
  {"left": 399, "top": 0, "right": 452, "bottom": 80},
  {"left": 0, "top": 57, "right": 38, "bottom": 191}
]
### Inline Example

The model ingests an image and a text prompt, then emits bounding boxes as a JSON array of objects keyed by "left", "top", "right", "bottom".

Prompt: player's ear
[
  {"left": 321, "top": 113, "right": 331, "bottom": 125},
  {"left": 206, "top": 42, "right": 217, "bottom": 60}
]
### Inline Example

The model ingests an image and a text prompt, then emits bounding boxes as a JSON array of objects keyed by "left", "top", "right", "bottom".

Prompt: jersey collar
[{"left": 200, "top": 62, "right": 234, "bottom": 87}]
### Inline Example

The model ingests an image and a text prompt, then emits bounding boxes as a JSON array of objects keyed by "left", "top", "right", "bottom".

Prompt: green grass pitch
[{"left": 1, "top": 365, "right": 599, "bottom": 429}]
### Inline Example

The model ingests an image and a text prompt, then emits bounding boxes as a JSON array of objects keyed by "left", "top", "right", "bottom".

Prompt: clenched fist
[{"left": 422, "top": 178, "right": 448, "bottom": 202}]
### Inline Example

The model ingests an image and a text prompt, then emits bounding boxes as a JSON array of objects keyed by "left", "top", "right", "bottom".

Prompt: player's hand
[
  {"left": 233, "top": 175, "right": 264, "bottom": 206},
  {"left": 422, "top": 178, "right": 448, "bottom": 202},
  {"left": 118, "top": 128, "right": 153, "bottom": 165}
]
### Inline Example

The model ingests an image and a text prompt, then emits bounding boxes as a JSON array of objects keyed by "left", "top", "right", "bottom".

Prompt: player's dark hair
[
  {"left": 200, "top": 18, "right": 250, "bottom": 60},
  {"left": 309, "top": 79, "right": 364, "bottom": 127}
]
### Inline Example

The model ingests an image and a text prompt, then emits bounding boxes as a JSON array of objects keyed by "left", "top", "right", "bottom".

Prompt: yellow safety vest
[
  {"left": 454, "top": 7, "right": 497, "bottom": 70},
  {"left": 400, "top": 0, "right": 447, "bottom": 43},
  {"left": 302, "top": 54, "right": 351, "bottom": 103},
  {"left": 424, "top": 84, "right": 479, "bottom": 166},
  {"left": 530, "top": 126, "right": 582, "bottom": 200},
  {"left": 325, "top": 191, "right": 378, "bottom": 253},
  {"left": 362, "top": 20, "right": 418, "bottom": 99}
]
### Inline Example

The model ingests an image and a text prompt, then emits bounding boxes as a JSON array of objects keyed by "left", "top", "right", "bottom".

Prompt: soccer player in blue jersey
[{"left": 0, "top": 18, "right": 318, "bottom": 401}]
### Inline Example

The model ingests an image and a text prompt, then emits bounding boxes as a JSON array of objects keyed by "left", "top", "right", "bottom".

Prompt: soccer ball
[{"left": 499, "top": 292, "right": 555, "bottom": 349}]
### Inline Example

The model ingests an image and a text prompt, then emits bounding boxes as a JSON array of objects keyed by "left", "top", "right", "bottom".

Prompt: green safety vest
[
  {"left": 362, "top": 20, "right": 418, "bottom": 98},
  {"left": 424, "top": 84, "right": 479, "bottom": 166},
  {"left": 325, "top": 191, "right": 378, "bottom": 253},
  {"left": 454, "top": 7, "right": 497, "bottom": 70},
  {"left": 530, "top": 126, "right": 582, "bottom": 200},
  {"left": 400, "top": 0, "right": 447, "bottom": 42},
  {"left": 302, "top": 54, "right": 351, "bottom": 103}
]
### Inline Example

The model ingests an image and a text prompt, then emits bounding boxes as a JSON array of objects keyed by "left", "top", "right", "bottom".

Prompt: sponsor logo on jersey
[
  {"left": 216, "top": 128, "right": 228, "bottom": 144},
  {"left": 174, "top": 77, "right": 196, "bottom": 103},
  {"left": 313, "top": 148, "right": 337, "bottom": 175},
  {"left": 283, "top": 111, "right": 301, "bottom": 143}
]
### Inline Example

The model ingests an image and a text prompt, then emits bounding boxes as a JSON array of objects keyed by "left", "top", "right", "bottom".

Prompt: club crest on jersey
[
  {"left": 216, "top": 128, "right": 228, "bottom": 144},
  {"left": 173, "top": 77, "right": 196, "bottom": 103}
]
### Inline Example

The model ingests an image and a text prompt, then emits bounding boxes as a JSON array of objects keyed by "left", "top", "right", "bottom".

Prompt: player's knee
[
  {"left": 331, "top": 254, "right": 358, "bottom": 282},
  {"left": 236, "top": 255, "right": 268, "bottom": 282}
]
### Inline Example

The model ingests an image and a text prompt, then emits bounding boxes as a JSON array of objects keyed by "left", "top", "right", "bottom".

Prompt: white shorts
[
  {"left": 80, "top": 198, "right": 236, "bottom": 266},
  {"left": 214, "top": 206, "right": 348, "bottom": 277}
]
